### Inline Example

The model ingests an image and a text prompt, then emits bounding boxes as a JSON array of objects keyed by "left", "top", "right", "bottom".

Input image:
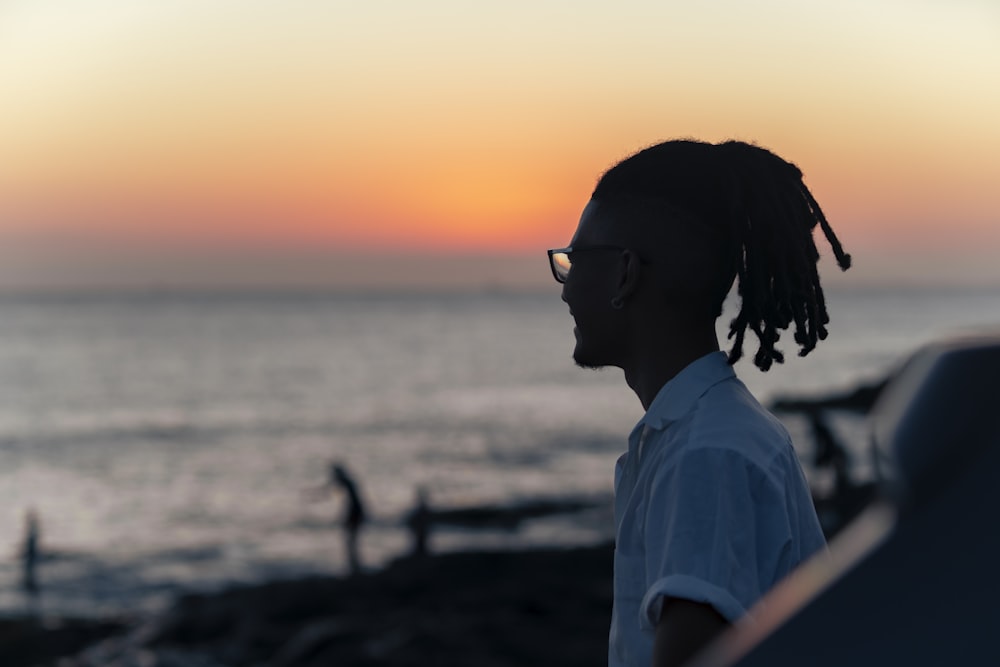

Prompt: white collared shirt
[{"left": 609, "top": 352, "right": 826, "bottom": 666}]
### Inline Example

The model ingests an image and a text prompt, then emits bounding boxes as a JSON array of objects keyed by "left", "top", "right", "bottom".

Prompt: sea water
[{"left": 1, "top": 287, "right": 998, "bottom": 616}]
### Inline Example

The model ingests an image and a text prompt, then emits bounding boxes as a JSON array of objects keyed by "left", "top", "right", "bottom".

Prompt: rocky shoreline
[{"left": 5, "top": 542, "right": 614, "bottom": 667}]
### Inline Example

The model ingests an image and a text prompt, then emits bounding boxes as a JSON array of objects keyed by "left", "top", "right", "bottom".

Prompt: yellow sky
[{"left": 1, "top": 0, "right": 998, "bottom": 288}]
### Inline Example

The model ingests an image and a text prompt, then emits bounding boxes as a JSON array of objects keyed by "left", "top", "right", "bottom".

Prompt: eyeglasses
[{"left": 546, "top": 245, "right": 630, "bottom": 283}]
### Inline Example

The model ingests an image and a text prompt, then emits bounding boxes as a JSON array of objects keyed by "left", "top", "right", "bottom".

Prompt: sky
[{"left": 1, "top": 0, "right": 998, "bottom": 290}]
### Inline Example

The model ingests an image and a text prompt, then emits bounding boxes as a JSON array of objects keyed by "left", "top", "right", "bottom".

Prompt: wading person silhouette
[
  {"left": 307, "top": 462, "right": 368, "bottom": 575},
  {"left": 405, "top": 486, "right": 431, "bottom": 558},
  {"left": 548, "top": 140, "right": 851, "bottom": 667},
  {"left": 21, "top": 508, "right": 40, "bottom": 595},
  {"left": 332, "top": 464, "right": 367, "bottom": 574}
]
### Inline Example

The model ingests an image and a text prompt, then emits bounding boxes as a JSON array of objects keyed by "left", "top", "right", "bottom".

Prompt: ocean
[{"left": 2, "top": 286, "right": 999, "bottom": 617}]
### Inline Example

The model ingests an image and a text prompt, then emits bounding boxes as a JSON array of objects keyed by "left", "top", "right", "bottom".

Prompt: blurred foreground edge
[{"left": 693, "top": 334, "right": 1000, "bottom": 667}]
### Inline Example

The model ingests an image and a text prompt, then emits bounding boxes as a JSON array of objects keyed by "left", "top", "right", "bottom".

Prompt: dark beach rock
[
  {"left": 0, "top": 615, "right": 126, "bottom": 667},
  {"left": 137, "top": 543, "right": 614, "bottom": 667},
  {"left": 50, "top": 543, "right": 613, "bottom": 666}
]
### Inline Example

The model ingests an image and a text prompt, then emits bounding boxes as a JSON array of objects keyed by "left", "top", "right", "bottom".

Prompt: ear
[{"left": 614, "top": 249, "right": 642, "bottom": 304}]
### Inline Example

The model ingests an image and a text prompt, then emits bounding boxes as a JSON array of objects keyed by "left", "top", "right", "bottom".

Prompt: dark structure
[
  {"left": 804, "top": 411, "right": 877, "bottom": 537},
  {"left": 694, "top": 336, "right": 1000, "bottom": 666},
  {"left": 771, "top": 380, "right": 888, "bottom": 537}
]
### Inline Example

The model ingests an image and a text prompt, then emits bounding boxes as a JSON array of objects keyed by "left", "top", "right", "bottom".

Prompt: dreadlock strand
[
  {"left": 802, "top": 187, "right": 852, "bottom": 270},
  {"left": 735, "top": 151, "right": 793, "bottom": 369}
]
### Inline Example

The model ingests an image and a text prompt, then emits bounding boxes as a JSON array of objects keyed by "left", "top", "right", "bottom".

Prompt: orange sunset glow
[{"left": 1, "top": 0, "right": 999, "bottom": 289}]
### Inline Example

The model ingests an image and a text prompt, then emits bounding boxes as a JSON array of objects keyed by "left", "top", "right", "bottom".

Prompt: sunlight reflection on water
[{"left": 1, "top": 288, "right": 998, "bottom": 614}]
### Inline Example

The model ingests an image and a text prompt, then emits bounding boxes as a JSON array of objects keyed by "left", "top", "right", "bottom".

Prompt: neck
[{"left": 622, "top": 318, "right": 720, "bottom": 411}]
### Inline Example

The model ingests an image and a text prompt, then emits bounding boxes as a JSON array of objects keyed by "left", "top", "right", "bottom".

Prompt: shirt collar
[{"left": 638, "top": 351, "right": 736, "bottom": 431}]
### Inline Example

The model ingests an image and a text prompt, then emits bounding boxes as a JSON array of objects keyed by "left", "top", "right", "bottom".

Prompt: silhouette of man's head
[{"left": 557, "top": 139, "right": 850, "bottom": 372}]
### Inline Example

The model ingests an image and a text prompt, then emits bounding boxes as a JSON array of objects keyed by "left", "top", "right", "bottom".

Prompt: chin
[{"left": 572, "top": 344, "right": 608, "bottom": 371}]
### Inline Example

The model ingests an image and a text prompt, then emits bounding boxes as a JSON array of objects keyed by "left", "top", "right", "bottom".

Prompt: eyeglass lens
[{"left": 551, "top": 252, "right": 571, "bottom": 282}]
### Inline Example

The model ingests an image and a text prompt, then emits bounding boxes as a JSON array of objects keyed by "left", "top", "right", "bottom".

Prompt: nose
[{"left": 561, "top": 284, "right": 568, "bottom": 304}]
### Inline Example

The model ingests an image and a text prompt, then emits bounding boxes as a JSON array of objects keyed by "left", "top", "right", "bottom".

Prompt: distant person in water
[
  {"left": 332, "top": 464, "right": 366, "bottom": 574},
  {"left": 405, "top": 487, "right": 432, "bottom": 558},
  {"left": 547, "top": 139, "right": 851, "bottom": 667},
  {"left": 21, "top": 508, "right": 40, "bottom": 595},
  {"left": 309, "top": 463, "right": 367, "bottom": 574}
]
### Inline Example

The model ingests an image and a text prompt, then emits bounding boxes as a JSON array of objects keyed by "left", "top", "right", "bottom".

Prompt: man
[
  {"left": 548, "top": 140, "right": 850, "bottom": 666},
  {"left": 306, "top": 462, "right": 367, "bottom": 574}
]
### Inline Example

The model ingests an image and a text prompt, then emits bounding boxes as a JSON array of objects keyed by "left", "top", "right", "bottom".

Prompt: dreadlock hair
[{"left": 592, "top": 139, "right": 851, "bottom": 372}]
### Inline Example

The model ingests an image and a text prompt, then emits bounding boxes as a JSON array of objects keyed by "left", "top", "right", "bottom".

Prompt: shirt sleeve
[{"left": 638, "top": 445, "right": 792, "bottom": 630}]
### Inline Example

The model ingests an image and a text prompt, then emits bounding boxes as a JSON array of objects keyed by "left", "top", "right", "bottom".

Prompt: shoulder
[
  {"left": 639, "top": 382, "right": 803, "bottom": 504},
  {"left": 677, "top": 377, "right": 790, "bottom": 456}
]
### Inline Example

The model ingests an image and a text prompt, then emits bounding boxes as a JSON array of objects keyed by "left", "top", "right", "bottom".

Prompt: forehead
[
  {"left": 570, "top": 199, "right": 618, "bottom": 245},
  {"left": 572, "top": 195, "right": 705, "bottom": 255}
]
